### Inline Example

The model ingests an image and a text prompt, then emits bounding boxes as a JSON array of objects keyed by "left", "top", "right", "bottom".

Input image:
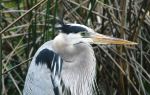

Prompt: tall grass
[{"left": 0, "top": 0, "right": 150, "bottom": 95}]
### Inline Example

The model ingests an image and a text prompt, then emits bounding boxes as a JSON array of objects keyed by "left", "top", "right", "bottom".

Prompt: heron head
[{"left": 56, "top": 23, "right": 137, "bottom": 45}]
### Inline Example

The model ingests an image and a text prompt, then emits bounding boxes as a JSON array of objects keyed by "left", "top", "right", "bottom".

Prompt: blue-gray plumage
[
  {"left": 23, "top": 23, "right": 136, "bottom": 95},
  {"left": 23, "top": 23, "right": 97, "bottom": 95},
  {"left": 35, "top": 49, "right": 64, "bottom": 95}
]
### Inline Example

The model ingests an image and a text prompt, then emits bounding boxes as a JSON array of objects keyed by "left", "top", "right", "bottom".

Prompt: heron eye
[{"left": 80, "top": 32, "right": 87, "bottom": 36}]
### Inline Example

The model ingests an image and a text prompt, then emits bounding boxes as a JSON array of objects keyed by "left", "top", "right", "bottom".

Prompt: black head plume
[{"left": 55, "top": 22, "right": 87, "bottom": 34}]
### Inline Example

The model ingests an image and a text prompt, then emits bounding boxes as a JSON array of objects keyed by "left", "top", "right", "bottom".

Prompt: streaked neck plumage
[{"left": 52, "top": 33, "right": 96, "bottom": 95}]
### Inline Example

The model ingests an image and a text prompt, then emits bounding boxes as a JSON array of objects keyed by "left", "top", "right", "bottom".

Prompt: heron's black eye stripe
[{"left": 60, "top": 24, "right": 87, "bottom": 34}]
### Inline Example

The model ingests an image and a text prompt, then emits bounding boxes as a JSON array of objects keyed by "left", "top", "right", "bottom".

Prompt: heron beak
[{"left": 89, "top": 33, "right": 137, "bottom": 45}]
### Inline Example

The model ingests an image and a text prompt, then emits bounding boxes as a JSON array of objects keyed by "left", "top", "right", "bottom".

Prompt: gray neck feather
[{"left": 61, "top": 43, "right": 96, "bottom": 95}]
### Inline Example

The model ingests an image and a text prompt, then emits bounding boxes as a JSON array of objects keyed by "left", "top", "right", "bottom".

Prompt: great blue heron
[{"left": 23, "top": 23, "right": 136, "bottom": 95}]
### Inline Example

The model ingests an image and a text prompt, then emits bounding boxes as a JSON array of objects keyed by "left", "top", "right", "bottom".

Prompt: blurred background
[{"left": 0, "top": 0, "right": 150, "bottom": 95}]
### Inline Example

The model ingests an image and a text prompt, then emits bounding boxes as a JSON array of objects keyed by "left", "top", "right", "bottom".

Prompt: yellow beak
[{"left": 90, "top": 33, "right": 137, "bottom": 45}]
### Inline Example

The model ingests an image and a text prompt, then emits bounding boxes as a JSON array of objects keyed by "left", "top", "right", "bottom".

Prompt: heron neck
[{"left": 61, "top": 43, "right": 96, "bottom": 95}]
